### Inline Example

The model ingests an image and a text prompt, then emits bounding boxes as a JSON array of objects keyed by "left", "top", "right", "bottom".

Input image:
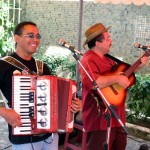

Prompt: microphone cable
[{"left": 0, "top": 145, "right": 12, "bottom": 150}]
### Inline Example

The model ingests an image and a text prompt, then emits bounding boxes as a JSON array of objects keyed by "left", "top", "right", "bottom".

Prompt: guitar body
[{"left": 100, "top": 62, "right": 136, "bottom": 107}]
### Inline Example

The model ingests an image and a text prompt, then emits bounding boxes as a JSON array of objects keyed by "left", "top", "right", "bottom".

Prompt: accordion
[{"left": 12, "top": 75, "right": 77, "bottom": 135}]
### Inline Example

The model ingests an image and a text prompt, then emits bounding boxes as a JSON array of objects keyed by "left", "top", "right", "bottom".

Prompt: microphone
[
  {"left": 134, "top": 43, "right": 150, "bottom": 50},
  {"left": 58, "top": 38, "right": 83, "bottom": 56}
]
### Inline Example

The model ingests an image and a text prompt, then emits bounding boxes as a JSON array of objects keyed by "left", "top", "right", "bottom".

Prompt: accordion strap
[
  {"left": 2, "top": 56, "right": 43, "bottom": 75},
  {"left": 35, "top": 60, "right": 43, "bottom": 75}
]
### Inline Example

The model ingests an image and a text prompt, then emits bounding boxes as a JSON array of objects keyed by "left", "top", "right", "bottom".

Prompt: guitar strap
[
  {"left": 106, "top": 54, "right": 131, "bottom": 69},
  {"left": 105, "top": 54, "right": 123, "bottom": 64},
  {"left": 2, "top": 56, "right": 43, "bottom": 75}
]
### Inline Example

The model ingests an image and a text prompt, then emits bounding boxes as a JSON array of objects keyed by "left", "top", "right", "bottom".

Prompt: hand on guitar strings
[{"left": 116, "top": 74, "right": 130, "bottom": 89}]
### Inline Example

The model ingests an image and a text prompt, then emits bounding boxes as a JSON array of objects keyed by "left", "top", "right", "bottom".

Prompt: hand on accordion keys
[
  {"left": 71, "top": 91, "right": 82, "bottom": 113},
  {"left": 2, "top": 108, "right": 22, "bottom": 128}
]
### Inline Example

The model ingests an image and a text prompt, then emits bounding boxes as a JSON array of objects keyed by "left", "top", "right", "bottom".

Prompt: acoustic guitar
[{"left": 100, "top": 49, "right": 150, "bottom": 107}]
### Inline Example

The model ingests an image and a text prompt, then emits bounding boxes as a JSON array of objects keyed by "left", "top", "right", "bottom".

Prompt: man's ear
[
  {"left": 95, "top": 41, "right": 101, "bottom": 47},
  {"left": 14, "top": 34, "right": 20, "bottom": 43}
]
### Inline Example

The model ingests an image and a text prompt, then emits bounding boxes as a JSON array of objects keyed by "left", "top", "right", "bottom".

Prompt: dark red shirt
[{"left": 79, "top": 50, "right": 126, "bottom": 132}]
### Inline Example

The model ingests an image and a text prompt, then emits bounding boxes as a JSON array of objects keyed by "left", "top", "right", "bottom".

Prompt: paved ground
[{"left": 0, "top": 117, "right": 150, "bottom": 150}]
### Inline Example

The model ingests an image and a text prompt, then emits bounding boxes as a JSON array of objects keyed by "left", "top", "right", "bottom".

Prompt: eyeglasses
[{"left": 20, "top": 33, "right": 41, "bottom": 40}]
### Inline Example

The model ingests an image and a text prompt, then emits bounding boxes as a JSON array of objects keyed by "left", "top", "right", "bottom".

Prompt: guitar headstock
[
  {"left": 134, "top": 43, "right": 150, "bottom": 57},
  {"left": 145, "top": 49, "right": 150, "bottom": 57}
]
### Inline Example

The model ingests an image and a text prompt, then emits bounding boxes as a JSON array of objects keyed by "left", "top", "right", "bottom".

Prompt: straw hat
[{"left": 83, "top": 23, "right": 111, "bottom": 46}]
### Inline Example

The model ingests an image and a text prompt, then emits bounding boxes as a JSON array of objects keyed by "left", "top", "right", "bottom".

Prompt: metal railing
[
  {"left": 0, "top": 0, "right": 22, "bottom": 56},
  {"left": 1, "top": 0, "right": 21, "bottom": 25}
]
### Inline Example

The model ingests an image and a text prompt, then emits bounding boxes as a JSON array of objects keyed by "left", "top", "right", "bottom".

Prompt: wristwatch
[{"left": 0, "top": 102, "right": 5, "bottom": 107}]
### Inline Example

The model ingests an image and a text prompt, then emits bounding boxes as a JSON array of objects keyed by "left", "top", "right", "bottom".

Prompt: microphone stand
[{"left": 66, "top": 46, "right": 128, "bottom": 150}]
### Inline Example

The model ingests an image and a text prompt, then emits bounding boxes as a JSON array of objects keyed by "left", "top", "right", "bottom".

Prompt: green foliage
[
  {"left": 127, "top": 74, "right": 150, "bottom": 122},
  {"left": 0, "top": 1, "right": 15, "bottom": 57},
  {"left": 61, "top": 57, "right": 77, "bottom": 80},
  {"left": 35, "top": 54, "right": 77, "bottom": 79},
  {"left": 36, "top": 55, "right": 66, "bottom": 76}
]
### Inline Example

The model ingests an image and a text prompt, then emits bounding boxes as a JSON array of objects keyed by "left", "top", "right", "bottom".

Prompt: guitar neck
[
  {"left": 124, "top": 49, "right": 150, "bottom": 77},
  {"left": 124, "top": 58, "right": 141, "bottom": 77}
]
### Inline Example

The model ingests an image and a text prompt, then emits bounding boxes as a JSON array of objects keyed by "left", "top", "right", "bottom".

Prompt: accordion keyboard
[{"left": 13, "top": 76, "right": 34, "bottom": 135}]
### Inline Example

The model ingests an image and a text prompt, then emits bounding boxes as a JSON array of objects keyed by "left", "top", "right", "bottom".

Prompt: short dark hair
[
  {"left": 139, "top": 144, "right": 149, "bottom": 150},
  {"left": 14, "top": 21, "right": 37, "bottom": 35},
  {"left": 88, "top": 33, "right": 104, "bottom": 49}
]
